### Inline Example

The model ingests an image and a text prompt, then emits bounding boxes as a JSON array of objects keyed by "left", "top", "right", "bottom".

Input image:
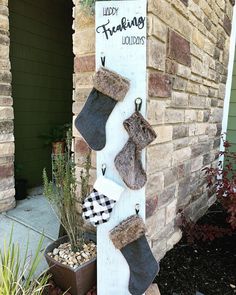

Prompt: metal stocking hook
[
  {"left": 135, "top": 203, "right": 140, "bottom": 215},
  {"left": 135, "top": 97, "right": 142, "bottom": 112},
  {"left": 101, "top": 56, "right": 106, "bottom": 67},
  {"left": 101, "top": 163, "right": 106, "bottom": 176}
]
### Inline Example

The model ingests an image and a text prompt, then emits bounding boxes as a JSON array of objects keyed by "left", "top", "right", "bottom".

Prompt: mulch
[
  {"left": 45, "top": 281, "right": 96, "bottom": 295},
  {"left": 44, "top": 280, "right": 71, "bottom": 295},
  {"left": 155, "top": 204, "right": 236, "bottom": 295}
]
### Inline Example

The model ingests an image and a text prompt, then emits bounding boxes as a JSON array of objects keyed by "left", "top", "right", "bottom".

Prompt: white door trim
[{"left": 221, "top": 4, "right": 236, "bottom": 153}]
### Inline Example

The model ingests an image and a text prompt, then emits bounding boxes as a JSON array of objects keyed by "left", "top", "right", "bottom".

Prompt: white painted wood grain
[{"left": 96, "top": 1, "right": 147, "bottom": 294}]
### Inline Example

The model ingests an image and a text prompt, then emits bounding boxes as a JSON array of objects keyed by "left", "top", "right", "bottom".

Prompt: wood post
[{"left": 96, "top": 1, "right": 147, "bottom": 294}]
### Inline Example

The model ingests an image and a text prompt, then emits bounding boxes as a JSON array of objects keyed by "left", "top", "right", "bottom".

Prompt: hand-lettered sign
[
  {"left": 96, "top": 1, "right": 146, "bottom": 48},
  {"left": 96, "top": 12, "right": 146, "bottom": 45},
  {"left": 96, "top": 1, "right": 147, "bottom": 294}
]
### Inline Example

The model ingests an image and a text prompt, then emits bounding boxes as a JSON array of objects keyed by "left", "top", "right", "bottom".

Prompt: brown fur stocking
[
  {"left": 123, "top": 111, "right": 157, "bottom": 150},
  {"left": 114, "top": 111, "right": 157, "bottom": 190},
  {"left": 114, "top": 139, "right": 147, "bottom": 190}
]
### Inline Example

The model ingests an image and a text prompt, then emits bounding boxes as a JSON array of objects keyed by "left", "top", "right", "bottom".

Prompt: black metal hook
[
  {"left": 135, "top": 203, "right": 140, "bottom": 215},
  {"left": 101, "top": 164, "right": 106, "bottom": 176},
  {"left": 135, "top": 97, "right": 142, "bottom": 112},
  {"left": 101, "top": 56, "right": 106, "bottom": 67}
]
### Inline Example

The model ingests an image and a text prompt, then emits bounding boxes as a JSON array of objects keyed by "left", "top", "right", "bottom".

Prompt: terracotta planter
[
  {"left": 52, "top": 141, "right": 66, "bottom": 154},
  {"left": 45, "top": 236, "right": 96, "bottom": 295}
]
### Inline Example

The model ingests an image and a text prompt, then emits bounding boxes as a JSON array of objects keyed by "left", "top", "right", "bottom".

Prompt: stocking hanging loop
[
  {"left": 101, "top": 164, "right": 107, "bottom": 176},
  {"left": 135, "top": 203, "right": 140, "bottom": 215},
  {"left": 135, "top": 98, "right": 142, "bottom": 112}
]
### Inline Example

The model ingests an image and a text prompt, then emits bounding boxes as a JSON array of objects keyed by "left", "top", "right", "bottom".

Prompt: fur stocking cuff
[
  {"left": 93, "top": 67, "right": 130, "bottom": 101},
  {"left": 123, "top": 111, "right": 157, "bottom": 150},
  {"left": 110, "top": 215, "right": 146, "bottom": 249}
]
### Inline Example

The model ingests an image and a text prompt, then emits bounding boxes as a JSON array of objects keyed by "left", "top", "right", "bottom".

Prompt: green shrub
[
  {"left": 43, "top": 129, "right": 91, "bottom": 252},
  {"left": 0, "top": 227, "right": 49, "bottom": 295}
]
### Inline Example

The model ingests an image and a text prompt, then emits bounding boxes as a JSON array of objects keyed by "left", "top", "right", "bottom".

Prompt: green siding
[
  {"left": 9, "top": 0, "right": 73, "bottom": 187},
  {"left": 227, "top": 54, "right": 236, "bottom": 152}
]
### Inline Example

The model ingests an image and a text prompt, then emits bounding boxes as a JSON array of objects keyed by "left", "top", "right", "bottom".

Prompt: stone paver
[
  {"left": 6, "top": 194, "right": 59, "bottom": 240},
  {"left": 0, "top": 194, "right": 60, "bottom": 276}
]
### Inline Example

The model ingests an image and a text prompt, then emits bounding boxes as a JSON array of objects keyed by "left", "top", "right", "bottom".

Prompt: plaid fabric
[{"left": 82, "top": 189, "right": 116, "bottom": 226}]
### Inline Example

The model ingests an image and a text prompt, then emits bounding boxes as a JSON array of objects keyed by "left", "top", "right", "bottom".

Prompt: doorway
[{"left": 9, "top": 0, "right": 73, "bottom": 189}]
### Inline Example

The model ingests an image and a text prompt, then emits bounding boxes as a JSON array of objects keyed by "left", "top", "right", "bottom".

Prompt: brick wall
[
  {"left": 72, "top": 0, "right": 234, "bottom": 260},
  {"left": 0, "top": 0, "right": 15, "bottom": 212}
]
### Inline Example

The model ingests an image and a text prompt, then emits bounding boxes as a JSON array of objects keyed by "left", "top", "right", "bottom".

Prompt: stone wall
[
  {"left": 0, "top": 0, "right": 15, "bottom": 213},
  {"left": 72, "top": 1, "right": 96, "bottom": 198},
  {"left": 146, "top": 0, "right": 234, "bottom": 259},
  {"left": 72, "top": 0, "right": 234, "bottom": 260}
]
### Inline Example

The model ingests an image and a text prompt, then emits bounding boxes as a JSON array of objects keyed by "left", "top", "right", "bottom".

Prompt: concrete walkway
[{"left": 0, "top": 193, "right": 60, "bottom": 275}]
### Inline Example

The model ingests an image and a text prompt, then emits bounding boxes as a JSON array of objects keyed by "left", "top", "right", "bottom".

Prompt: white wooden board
[{"left": 96, "top": 1, "right": 147, "bottom": 294}]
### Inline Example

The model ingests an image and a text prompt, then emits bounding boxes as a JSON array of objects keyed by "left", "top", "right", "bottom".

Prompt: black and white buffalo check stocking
[
  {"left": 82, "top": 189, "right": 116, "bottom": 225},
  {"left": 82, "top": 176, "right": 124, "bottom": 226}
]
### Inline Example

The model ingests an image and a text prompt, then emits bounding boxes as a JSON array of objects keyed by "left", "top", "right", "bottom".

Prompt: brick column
[
  {"left": 0, "top": 0, "right": 15, "bottom": 212},
  {"left": 146, "top": 0, "right": 234, "bottom": 260},
  {"left": 72, "top": 2, "right": 96, "bottom": 205}
]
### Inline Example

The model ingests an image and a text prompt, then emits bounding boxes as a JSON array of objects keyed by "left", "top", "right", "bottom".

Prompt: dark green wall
[
  {"left": 228, "top": 54, "right": 236, "bottom": 152},
  {"left": 9, "top": 0, "right": 73, "bottom": 187}
]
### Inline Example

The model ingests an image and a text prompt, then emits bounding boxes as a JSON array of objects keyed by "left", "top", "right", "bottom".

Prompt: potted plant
[
  {"left": 43, "top": 129, "right": 96, "bottom": 295},
  {"left": 40, "top": 123, "right": 71, "bottom": 154},
  {"left": 15, "top": 163, "right": 28, "bottom": 200}
]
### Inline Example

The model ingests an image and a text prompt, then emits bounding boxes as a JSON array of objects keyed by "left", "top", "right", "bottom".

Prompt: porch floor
[{"left": 0, "top": 193, "right": 60, "bottom": 275}]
